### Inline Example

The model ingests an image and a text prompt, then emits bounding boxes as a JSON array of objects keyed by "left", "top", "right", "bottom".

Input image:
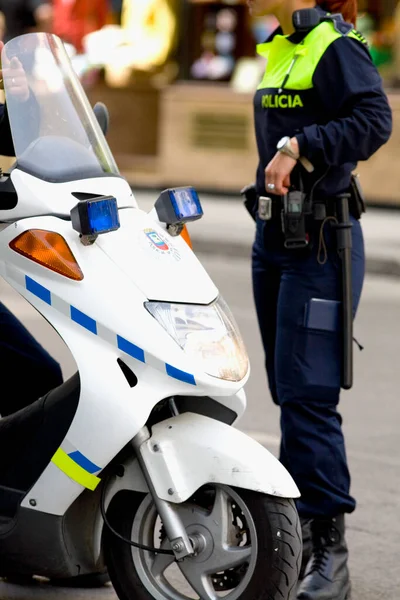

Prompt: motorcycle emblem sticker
[{"left": 143, "top": 228, "right": 181, "bottom": 261}]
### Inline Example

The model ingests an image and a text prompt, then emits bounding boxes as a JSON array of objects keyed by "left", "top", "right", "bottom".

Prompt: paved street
[{"left": 0, "top": 248, "right": 398, "bottom": 599}]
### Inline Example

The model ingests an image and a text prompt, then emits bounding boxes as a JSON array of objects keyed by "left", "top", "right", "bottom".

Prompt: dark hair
[{"left": 316, "top": 0, "right": 357, "bottom": 26}]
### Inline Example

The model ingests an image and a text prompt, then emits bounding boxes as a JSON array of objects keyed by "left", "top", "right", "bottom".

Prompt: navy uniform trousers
[
  {"left": 0, "top": 303, "right": 63, "bottom": 417},
  {"left": 252, "top": 216, "right": 365, "bottom": 518}
]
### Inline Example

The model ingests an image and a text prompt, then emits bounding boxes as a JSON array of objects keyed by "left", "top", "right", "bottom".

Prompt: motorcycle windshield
[{"left": 2, "top": 33, "right": 119, "bottom": 183}]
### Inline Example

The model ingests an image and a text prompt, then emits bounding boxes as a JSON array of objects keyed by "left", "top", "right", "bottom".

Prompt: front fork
[{"left": 132, "top": 425, "right": 195, "bottom": 560}]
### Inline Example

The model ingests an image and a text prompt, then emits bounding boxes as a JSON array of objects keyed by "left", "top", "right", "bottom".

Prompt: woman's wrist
[
  {"left": 292, "top": 135, "right": 315, "bottom": 173},
  {"left": 293, "top": 133, "right": 309, "bottom": 159}
]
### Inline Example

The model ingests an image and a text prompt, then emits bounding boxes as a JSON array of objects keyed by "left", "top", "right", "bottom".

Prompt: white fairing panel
[
  {"left": 96, "top": 208, "right": 218, "bottom": 304},
  {"left": 0, "top": 170, "right": 136, "bottom": 222},
  {"left": 139, "top": 413, "right": 300, "bottom": 502}
]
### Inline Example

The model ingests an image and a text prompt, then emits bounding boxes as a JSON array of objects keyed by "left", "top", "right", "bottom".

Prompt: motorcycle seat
[{"left": 0, "top": 373, "right": 80, "bottom": 522}]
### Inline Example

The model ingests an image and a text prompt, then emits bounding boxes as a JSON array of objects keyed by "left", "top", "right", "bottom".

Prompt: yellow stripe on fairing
[{"left": 51, "top": 448, "right": 101, "bottom": 491}]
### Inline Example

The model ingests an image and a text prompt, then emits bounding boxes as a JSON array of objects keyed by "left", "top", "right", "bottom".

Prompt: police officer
[
  {"left": 247, "top": 0, "right": 392, "bottom": 598},
  {"left": 0, "top": 41, "right": 63, "bottom": 415}
]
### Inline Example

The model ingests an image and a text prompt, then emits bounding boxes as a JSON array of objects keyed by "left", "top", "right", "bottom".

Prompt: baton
[{"left": 335, "top": 194, "right": 353, "bottom": 390}]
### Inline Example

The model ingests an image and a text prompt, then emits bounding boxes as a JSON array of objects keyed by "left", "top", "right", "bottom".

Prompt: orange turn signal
[
  {"left": 181, "top": 225, "right": 193, "bottom": 249},
  {"left": 10, "top": 230, "right": 84, "bottom": 281}
]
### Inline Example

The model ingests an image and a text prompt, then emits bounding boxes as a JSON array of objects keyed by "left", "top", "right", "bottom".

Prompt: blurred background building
[{"left": 0, "top": 0, "right": 399, "bottom": 204}]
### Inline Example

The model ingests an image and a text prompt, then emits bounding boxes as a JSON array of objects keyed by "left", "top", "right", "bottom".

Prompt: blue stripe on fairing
[
  {"left": 68, "top": 450, "right": 101, "bottom": 474},
  {"left": 117, "top": 335, "right": 145, "bottom": 363},
  {"left": 166, "top": 364, "right": 196, "bottom": 386},
  {"left": 23, "top": 275, "right": 196, "bottom": 386},
  {"left": 25, "top": 276, "right": 51, "bottom": 305},
  {"left": 70, "top": 306, "right": 97, "bottom": 334}
]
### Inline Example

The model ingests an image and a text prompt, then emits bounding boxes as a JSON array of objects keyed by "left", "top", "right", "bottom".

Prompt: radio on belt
[{"left": 282, "top": 189, "right": 308, "bottom": 249}]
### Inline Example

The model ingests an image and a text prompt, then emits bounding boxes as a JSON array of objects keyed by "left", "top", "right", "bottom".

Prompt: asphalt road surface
[{"left": 0, "top": 254, "right": 398, "bottom": 600}]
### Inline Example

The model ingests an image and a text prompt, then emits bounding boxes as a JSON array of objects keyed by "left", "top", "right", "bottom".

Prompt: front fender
[
  {"left": 139, "top": 413, "right": 300, "bottom": 501},
  {"left": 94, "top": 413, "right": 299, "bottom": 561}
]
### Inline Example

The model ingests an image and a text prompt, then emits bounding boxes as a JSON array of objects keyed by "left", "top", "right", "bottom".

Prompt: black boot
[
  {"left": 297, "top": 515, "right": 351, "bottom": 600},
  {"left": 299, "top": 518, "right": 313, "bottom": 580}
]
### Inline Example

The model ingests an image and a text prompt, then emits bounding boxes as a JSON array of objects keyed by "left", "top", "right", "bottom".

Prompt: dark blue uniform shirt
[{"left": 254, "top": 13, "right": 393, "bottom": 198}]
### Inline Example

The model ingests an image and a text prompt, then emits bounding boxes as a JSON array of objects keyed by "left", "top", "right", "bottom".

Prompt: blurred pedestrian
[
  {"left": 110, "top": 0, "right": 122, "bottom": 23},
  {"left": 0, "top": 0, "right": 53, "bottom": 42},
  {"left": 53, "top": 0, "right": 109, "bottom": 53}
]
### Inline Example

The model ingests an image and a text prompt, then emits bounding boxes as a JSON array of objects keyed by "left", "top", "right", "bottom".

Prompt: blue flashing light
[
  {"left": 154, "top": 186, "right": 203, "bottom": 226},
  {"left": 87, "top": 197, "right": 120, "bottom": 234},
  {"left": 169, "top": 187, "right": 203, "bottom": 222},
  {"left": 71, "top": 195, "right": 120, "bottom": 237}
]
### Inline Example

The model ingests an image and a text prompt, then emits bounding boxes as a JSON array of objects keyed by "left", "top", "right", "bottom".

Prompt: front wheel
[{"left": 104, "top": 485, "right": 301, "bottom": 600}]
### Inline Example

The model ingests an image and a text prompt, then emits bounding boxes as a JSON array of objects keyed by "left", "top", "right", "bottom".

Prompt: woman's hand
[
  {"left": 265, "top": 138, "right": 300, "bottom": 195},
  {"left": 3, "top": 57, "right": 30, "bottom": 102},
  {"left": 0, "top": 42, "right": 30, "bottom": 103}
]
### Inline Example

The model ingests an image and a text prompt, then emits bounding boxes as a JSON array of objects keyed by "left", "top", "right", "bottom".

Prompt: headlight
[{"left": 145, "top": 297, "right": 249, "bottom": 382}]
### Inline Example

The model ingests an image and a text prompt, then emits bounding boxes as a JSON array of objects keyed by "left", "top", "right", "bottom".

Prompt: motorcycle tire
[{"left": 104, "top": 486, "right": 302, "bottom": 600}]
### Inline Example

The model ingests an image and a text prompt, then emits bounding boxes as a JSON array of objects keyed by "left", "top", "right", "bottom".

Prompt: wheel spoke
[
  {"left": 207, "top": 543, "right": 253, "bottom": 574},
  {"left": 207, "top": 487, "right": 229, "bottom": 542},
  {"left": 150, "top": 541, "right": 175, "bottom": 579},
  {"left": 178, "top": 564, "right": 218, "bottom": 600}
]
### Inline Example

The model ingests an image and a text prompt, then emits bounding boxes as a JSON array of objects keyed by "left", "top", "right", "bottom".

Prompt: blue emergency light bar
[
  {"left": 155, "top": 187, "right": 203, "bottom": 225},
  {"left": 71, "top": 196, "right": 120, "bottom": 238}
]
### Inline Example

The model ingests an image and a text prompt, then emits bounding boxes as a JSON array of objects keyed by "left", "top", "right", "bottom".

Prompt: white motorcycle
[{"left": 0, "top": 33, "right": 301, "bottom": 600}]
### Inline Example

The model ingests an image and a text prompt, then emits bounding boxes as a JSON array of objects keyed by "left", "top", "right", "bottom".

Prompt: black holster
[
  {"left": 241, "top": 184, "right": 257, "bottom": 222},
  {"left": 349, "top": 174, "right": 366, "bottom": 220}
]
